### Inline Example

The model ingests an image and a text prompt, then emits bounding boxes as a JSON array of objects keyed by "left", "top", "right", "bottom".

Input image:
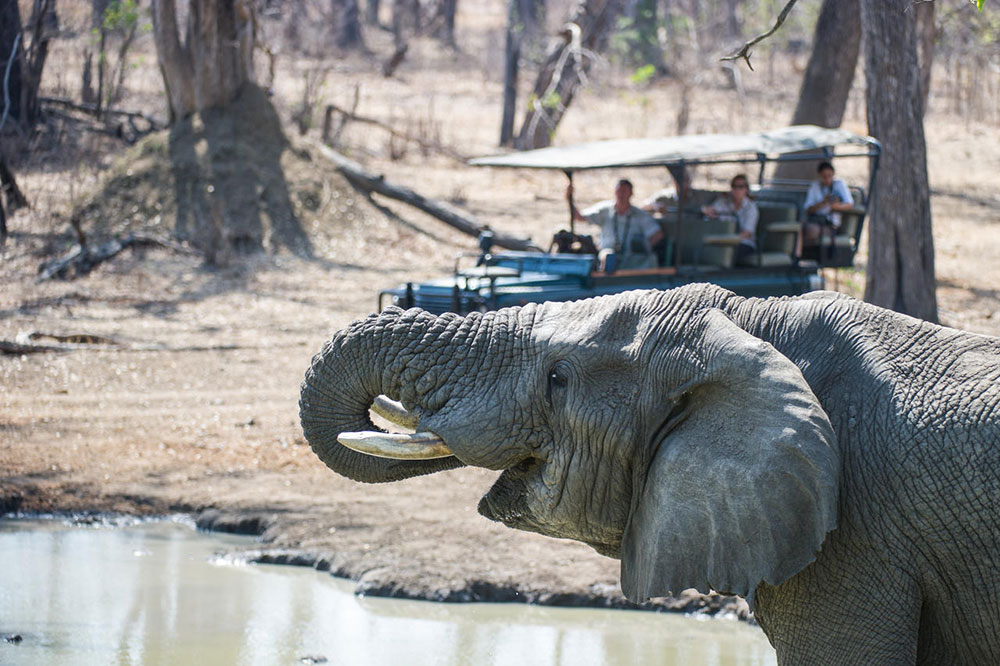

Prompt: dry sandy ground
[{"left": 2, "top": 11, "right": 1000, "bottom": 618}]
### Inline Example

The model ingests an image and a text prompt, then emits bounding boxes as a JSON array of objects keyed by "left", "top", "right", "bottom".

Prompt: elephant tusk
[
  {"left": 371, "top": 395, "right": 420, "bottom": 430},
  {"left": 337, "top": 430, "right": 454, "bottom": 460}
]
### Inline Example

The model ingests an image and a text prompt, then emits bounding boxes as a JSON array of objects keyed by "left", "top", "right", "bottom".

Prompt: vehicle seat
[
  {"left": 801, "top": 205, "right": 865, "bottom": 267},
  {"left": 679, "top": 216, "right": 739, "bottom": 268},
  {"left": 741, "top": 202, "right": 799, "bottom": 267}
]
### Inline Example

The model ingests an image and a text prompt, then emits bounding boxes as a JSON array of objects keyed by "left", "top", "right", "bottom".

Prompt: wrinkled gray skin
[{"left": 300, "top": 284, "right": 1000, "bottom": 665}]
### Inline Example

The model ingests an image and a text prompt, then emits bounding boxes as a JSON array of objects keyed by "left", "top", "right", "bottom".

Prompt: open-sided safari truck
[{"left": 380, "top": 125, "right": 881, "bottom": 315}]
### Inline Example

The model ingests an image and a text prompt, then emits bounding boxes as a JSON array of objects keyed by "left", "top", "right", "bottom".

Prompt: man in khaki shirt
[{"left": 566, "top": 179, "right": 663, "bottom": 270}]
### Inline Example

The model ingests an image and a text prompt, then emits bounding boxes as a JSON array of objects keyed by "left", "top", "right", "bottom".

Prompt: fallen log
[
  {"left": 0, "top": 331, "right": 123, "bottom": 354},
  {"left": 313, "top": 143, "right": 543, "bottom": 253},
  {"left": 37, "top": 234, "right": 197, "bottom": 282},
  {"left": 0, "top": 330, "right": 243, "bottom": 355},
  {"left": 0, "top": 340, "right": 68, "bottom": 354}
]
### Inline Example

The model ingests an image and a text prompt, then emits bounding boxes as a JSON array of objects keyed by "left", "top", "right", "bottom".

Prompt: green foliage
[
  {"left": 527, "top": 91, "right": 562, "bottom": 111},
  {"left": 629, "top": 64, "right": 657, "bottom": 86},
  {"left": 103, "top": 0, "right": 140, "bottom": 33},
  {"left": 611, "top": 0, "right": 662, "bottom": 68}
]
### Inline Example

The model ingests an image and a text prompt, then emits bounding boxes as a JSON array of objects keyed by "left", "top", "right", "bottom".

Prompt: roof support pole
[{"left": 564, "top": 169, "right": 575, "bottom": 235}]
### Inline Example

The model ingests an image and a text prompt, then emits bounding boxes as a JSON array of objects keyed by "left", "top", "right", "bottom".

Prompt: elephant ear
[{"left": 621, "top": 308, "right": 839, "bottom": 604}]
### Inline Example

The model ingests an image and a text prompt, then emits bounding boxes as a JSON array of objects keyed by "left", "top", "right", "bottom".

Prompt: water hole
[{"left": 0, "top": 518, "right": 776, "bottom": 665}]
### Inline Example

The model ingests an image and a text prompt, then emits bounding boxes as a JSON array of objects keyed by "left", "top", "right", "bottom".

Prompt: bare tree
[
  {"left": 515, "top": 0, "right": 623, "bottom": 150},
  {"left": 774, "top": 0, "right": 861, "bottom": 181},
  {"left": 14, "top": 0, "right": 58, "bottom": 129},
  {"left": 151, "top": 0, "right": 255, "bottom": 122},
  {"left": 391, "top": 0, "right": 418, "bottom": 49},
  {"left": 331, "top": 0, "right": 365, "bottom": 50},
  {"left": 150, "top": 0, "right": 310, "bottom": 258},
  {"left": 861, "top": 0, "right": 937, "bottom": 321},
  {"left": 725, "top": 0, "right": 741, "bottom": 40},
  {"left": 0, "top": 0, "right": 24, "bottom": 126},
  {"left": 415, "top": 0, "right": 460, "bottom": 47},
  {"left": 364, "top": 0, "right": 380, "bottom": 25},
  {"left": 434, "top": 0, "right": 458, "bottom": 47},
  {"left": 500, "top": 0, "right": 545, "bottom": 146}
]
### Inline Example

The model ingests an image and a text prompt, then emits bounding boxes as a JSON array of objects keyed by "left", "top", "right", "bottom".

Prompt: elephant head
[{"left": 299, "top": 285, "right": 840, "bottom": 602}]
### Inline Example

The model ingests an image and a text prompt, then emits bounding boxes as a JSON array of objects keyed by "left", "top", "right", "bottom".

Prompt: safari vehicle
[{"left": 380, "top": 125, "right": 881, "bottom": 315}]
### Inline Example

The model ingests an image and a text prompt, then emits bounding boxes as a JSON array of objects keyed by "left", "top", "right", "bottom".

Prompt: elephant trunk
[{"left": 299, "top": 307, "right": 465, "bottom": 483}]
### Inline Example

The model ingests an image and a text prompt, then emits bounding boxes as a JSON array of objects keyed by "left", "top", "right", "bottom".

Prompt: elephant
[{"left": 299, "top": 283, "right": 1000, "bottom": 664}]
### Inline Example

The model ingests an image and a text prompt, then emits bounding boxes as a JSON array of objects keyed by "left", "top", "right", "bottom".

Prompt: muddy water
[{"left": 0, "top": 519, "right": 776, "bottom": 665}]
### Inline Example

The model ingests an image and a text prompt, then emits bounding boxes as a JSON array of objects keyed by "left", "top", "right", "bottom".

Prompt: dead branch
[
  {"left": 721, "top": 0, "right": 799, "bottom": 71},
  {"left": 37, "top": 233, "right": 198, "bottom": 282},
  {"left": 39, "top": 96, "right": 162, "bottom": 130},
  {"left": 313, "top": 143, "right": 542, "bottom": 252},
  {"left": 323, "top": 100, "right": 469, "bottom": 162},
  {"left": 323, "top": 84, "right": 360, "bottom": 147},
  {"left": 382, "top": 43, "right": 408, "bottom": 77}
]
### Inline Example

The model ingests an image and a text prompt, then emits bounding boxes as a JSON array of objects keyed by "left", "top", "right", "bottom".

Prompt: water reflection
[{"left": 0, "top": 519, "right": 776, "bottom": 665}]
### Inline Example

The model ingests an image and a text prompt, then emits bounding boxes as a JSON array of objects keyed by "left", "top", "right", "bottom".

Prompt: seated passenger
[
  {"left": 566, "top": 179, "right": 663, "bottom": 270},
  {"left": 802, "top": 161, "right": 854, "bottom": 247},
  {"left": 701, "top": 173, "right": 759, "bottom": 265}
]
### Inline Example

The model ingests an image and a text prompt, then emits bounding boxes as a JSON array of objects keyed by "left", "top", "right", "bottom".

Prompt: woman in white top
[{"left": 702, "top": 173, "right": 759, "bottom": 264}]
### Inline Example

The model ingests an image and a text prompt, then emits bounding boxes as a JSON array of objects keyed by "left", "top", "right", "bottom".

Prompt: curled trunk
[{"left": 299, "top": 308, "right": 465, "bottom": 483}]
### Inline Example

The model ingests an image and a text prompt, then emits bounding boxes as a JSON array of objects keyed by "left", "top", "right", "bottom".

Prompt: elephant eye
[
  {"left": 549, "top": 369, "right": 567, "bottom": 387},
  {"left": 547, "top": 364, "right": 569, "bottom": 407}
]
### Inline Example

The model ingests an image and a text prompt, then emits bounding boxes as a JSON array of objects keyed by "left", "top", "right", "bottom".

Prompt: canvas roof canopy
[{"left": 469, "top": 125, "right": 880, "bottom": 172}]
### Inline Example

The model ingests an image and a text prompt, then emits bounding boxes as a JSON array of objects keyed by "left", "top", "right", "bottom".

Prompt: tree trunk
[
  {"left": 916, "top": 0, "right": 935, "bottom": 114},
  {"left": 151, "top": 2, "right": 311, "bottom": 258},
  {"left": 860, "top": 0, "right": 937, "bottom": 322},
  {"left": 391, "top": 0, "right": 418, "bottom": 49},
  {"left": 0, "top": 154, "right": 28, "bottom": 246},
  {"left": 0, "top": 157, "right": 28, "bottom": 211},
  {"left": 0, "top": 0, "right": 24, "bottom": 125},
  {"left": 434, "top": 0, "right": 457, "bottom": 47},
  {"left": 500, "top": 8, "right": 521, "bottom": 147},
  {"left": 500, "top": 0, "right": 545, "bottom": 146},
  {"left": 515, "top": 0, "right": 621, "bottom": 150},
  {"left": 151, "top": 0, "right": 255, "bottom": 122},
  {"left": 725, "top": 0, "right": 740, "bottom": 41},
  {"left": 86, "top": 0, "right": 109, "bottom": 111},
  {"left": 332, "top": 0, "right": 365, "bottom": 50},
  {"left": 774, "top": 0, "right": 860, "bottom": 182},
  {"left": 365, "top": 0, "right": 380, "bottom": 25},
  {"left": 20, "top": 0, "right": 57, "bottom": 128}
]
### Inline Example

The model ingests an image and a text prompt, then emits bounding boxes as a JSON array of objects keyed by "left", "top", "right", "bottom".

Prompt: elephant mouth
[
  {"left": 336, "top": 396, "right": 455, "bottom": 460},
  {"left": 477, "top": 461, "right": 538, "bottom": 528},
  {"left": 338, "top": 396, "right": 543, "bottom": 530}
]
